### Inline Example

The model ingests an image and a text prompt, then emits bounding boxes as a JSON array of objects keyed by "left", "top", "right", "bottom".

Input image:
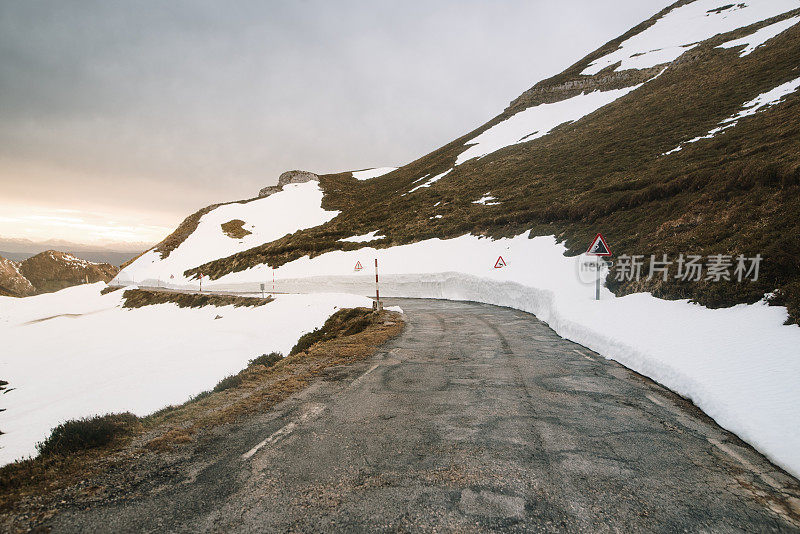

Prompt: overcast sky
[{"left": 0, "top": 0, "right": 671, "bottom": 250}]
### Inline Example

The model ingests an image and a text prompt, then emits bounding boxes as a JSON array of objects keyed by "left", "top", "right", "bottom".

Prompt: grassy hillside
[{"left": 167, "top": 3, "right": 800, "bottom": 323}]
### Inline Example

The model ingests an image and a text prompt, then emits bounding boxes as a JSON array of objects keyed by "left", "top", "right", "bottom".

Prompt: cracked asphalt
[{"left": 47, "top": 298, "right": 800, "bottom": 532}]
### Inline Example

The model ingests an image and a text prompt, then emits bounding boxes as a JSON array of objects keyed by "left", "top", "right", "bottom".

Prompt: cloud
[{"left": 0, "top": 0, "right": 672, "bottom": 245}]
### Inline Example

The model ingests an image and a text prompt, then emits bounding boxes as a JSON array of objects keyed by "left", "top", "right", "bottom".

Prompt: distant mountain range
[{"left": 0, "top": 238, "right": 147, "bottom": 266}]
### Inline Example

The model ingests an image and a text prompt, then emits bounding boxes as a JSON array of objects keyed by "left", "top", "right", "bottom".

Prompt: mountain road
[{"left": 47, "top": 298, "right": 800, "bottom": 532}]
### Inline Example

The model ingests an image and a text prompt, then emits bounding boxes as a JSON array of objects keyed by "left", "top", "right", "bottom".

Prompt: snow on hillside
[
  {"left": 0, "top": 284, "right": 372, "bottom": 465},
  {"left": 407, "top": 169, "right": 452, "bottom": 194},
  {"left": 113, "top": 181, "right": 338, "bottom": 285},
  {"left": 339, "top": 231, "right": 385, "bottom": 243},
  {"left": 162, "top": 233, "right": 800, "bottom": 479},
  {"left": 352, "top": 167, "right": 397, "bottom": 180},
  {"left": 717, "top": 15, "right": 800, "bottom": 56},
  {"left": 664, "top": 72, "right": 800, "bottom": 154},
  {"left": 581, "top": 0, "right": 800, "bottom": 75},
  {"left": 455, "top": 84, "right": 644, "bottom": 165}
]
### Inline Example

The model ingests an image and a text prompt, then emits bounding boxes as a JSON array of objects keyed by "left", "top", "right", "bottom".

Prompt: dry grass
[
  {"left": 220, "top": 219, "right": 252, "bottom": 239},
  {"left": 121, "top": 288, "right": 273, "bottom": 309},
  {"left": 0, "top": 308, "right": 404, "bottom": 518}
]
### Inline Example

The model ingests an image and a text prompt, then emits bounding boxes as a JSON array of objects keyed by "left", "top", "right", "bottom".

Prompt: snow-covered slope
[
  {"left": 581, "top": 0, "right": 800, "bottom": 74},
  {"left": 0, "top": 284, "right": 371, "bottom": 465},
  {"left": 114, "top": 181, "right": 338, "bottom": 285}
]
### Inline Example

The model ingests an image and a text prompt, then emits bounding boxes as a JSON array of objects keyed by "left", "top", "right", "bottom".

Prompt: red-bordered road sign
[
  {"left": 354, "top": 261, "right": 363, "bottom": 271},
  {"left": 494, "top": 256, "right": 507, "bottom": 268},
  {"left": 586, "top": 233, "right": 612, "bottom": 256}
]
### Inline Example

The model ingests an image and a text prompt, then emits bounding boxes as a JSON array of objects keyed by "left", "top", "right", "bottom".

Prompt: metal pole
[
  {"left": 595, "top": 257, "right": 600, "bottom": 300},
  {"left": 374, "top": 258, "right": 380, "bottom": 310},
  {"left": 272, "top": 268, "right": 275, "bottom": 294}
]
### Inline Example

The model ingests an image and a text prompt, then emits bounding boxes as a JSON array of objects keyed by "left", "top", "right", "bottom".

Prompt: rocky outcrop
[
  {"left": 17, "top": 251, "right": 118, "bottom": 295},
  {"left": 506, "top": 66, "right": 664, "bottom": 114},
  {"left": 0, "top": 255, "right": 34, "bottom": 296},
  {"left": 258, "top": 170, "right": 319, "bottom": 198}
]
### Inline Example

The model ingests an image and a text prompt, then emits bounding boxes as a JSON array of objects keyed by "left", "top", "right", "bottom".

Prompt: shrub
[
  {"left": 189, "top": 390, "right": 212, "bottom": 403},
  {"left": 213, "top": 374, "right": 243, "bottom": 392},
  {"left": 290, "top": 328, "right": 325, "bottom": 356},
  {"left": 249, "top": 352, "right": 283, "bottom": 368},
  {"left": 36, "top": 413, "right": 139, "bottom": 457},
  {"left": 289, "top": 308, "right": 374, "bottom": 355}
]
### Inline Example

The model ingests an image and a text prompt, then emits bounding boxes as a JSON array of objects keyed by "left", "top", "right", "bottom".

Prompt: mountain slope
[
  {"left": 0, "top": 251, "right": 118, "bottom": 296},
  {"left": 145, "top": 0, "right": 799, "bottom": 323},
  {"left": 115, "top": 0, "right": 800, "bottom": 478},
  {"left": 0, "top": 255, "right": 34, "bottom": 297}
]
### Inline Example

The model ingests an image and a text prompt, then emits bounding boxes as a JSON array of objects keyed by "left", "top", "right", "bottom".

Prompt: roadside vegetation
[{"left": 0, "top": 308, "right": 403, "bottom": 526}]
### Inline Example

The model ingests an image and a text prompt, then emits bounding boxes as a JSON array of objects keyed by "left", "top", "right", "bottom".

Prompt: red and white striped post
[{"left": 373, "top": 258, "right": 383, "bottom": 311}]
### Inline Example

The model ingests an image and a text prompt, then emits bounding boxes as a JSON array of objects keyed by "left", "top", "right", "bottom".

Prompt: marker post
[
  {"left": 596, "top": 257, "right": 601, "bottom": 301},
  {"left": 373, "top": 258, "right": 383, "bottom": 311}
]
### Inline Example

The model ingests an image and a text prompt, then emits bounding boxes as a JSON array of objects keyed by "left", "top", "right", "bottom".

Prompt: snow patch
[
  {"left": 407, "top": 169, "right": 452, "bottom": 194},
  {"left": 352, "top": 167, "right": 397, "bottom": 180},
  {"left": 456, "top": 85, "right": 643, "bottom": 165},
  {"left": 339, "top": 231, "right": 385, "bottom": 243},
  {"left": 581, "top": 0, "right": 800, "bottom": 75},
  {"left": 473, "top": 194, "right": 500, "bottom": 206},
  {"left": 664, "top": 73, "right": 800, "bottom": 154},
  {"left": 717, "top": 15, "right": 800, "bottom": 56}
]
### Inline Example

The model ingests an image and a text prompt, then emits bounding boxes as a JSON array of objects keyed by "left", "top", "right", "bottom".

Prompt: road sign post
[
  {"left": 586, "top": 233, "right": 612, "bottom": 301},
  {"left": 260, "top": 282, "right": 265, "bottom": 299}
]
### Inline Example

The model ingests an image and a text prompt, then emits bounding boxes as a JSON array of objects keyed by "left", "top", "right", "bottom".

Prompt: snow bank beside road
[
  {"left": 201, "top": 233, "right": 800, "bottom": 478},
  {"left": 0, "top": 284, "right": 372, "bottom": 465}
]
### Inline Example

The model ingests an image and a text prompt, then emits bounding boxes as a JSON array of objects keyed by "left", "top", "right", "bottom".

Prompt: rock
[
  {"left": 0, "top": 255, "right": 35, "bottom": 296},
  {"left": 258, "top": 170, "right": 319, "bottom": 198}
]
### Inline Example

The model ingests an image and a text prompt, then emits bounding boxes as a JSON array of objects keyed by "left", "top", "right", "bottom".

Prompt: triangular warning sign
[
  {"left": 354, "top": 261, "right": 363, "bottom": 271},
  {"left": 494, "top": 256, "right": 507, "bottom": 268},
  {"left": 586, "top": 233, "right": 612, "bottom": 256}
]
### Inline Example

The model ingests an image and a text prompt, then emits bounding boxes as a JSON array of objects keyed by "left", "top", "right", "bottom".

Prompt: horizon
[{"left": 0, "top": 0, "right": 670, "bottom": 249}]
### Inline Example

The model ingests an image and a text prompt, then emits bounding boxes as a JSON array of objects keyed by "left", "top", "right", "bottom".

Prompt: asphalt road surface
[{"left": 49, "top": 298, "right": 800, "bottom": 532}]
